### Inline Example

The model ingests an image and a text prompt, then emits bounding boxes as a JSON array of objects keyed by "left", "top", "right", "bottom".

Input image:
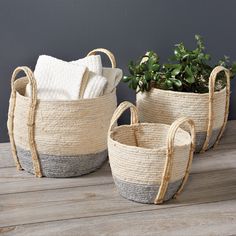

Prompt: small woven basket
[
  {"left": 108, "top": 101, "right": 195, "bottom": 204},
  {"left": 7, "top": 48, "right": 117, "bottom": 178},
  {"left": 137, "top": 66, "right": 230, "bottom": 153}
]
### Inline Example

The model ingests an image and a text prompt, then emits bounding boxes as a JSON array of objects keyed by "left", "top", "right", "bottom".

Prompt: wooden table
[{"left": 0, "top": 121, "right": 236, "bottom": 236}]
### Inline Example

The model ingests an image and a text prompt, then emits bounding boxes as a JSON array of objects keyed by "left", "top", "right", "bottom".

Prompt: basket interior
[
  {"left": 110, "top": 123, "right": 191, "bottom": 150},
  {"left": 14, "top": 77, "right": 28, "bottom": 95}
]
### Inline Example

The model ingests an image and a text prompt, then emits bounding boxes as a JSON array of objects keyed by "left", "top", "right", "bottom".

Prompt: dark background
[{"left": 1, "top": 0, "right": 236, "bottom": 142}]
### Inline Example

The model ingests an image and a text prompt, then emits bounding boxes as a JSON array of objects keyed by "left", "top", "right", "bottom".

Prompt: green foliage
[{"left": 123, "top": 35, "right": 236, "bottom": 93}]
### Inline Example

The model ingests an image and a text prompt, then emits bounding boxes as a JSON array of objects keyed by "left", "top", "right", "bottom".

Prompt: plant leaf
[
  {"left": 123, "top": 76, "right": 131, "bottom": 82},
  {"left": 172, "top": 78, "right": 182, "bottom": 88},
  {"left": 171, "top": 65, "right": 182, "bottom": 76},
  {"left": 185, "top": 66, "right": 195, "bottom": 83},
  {"left": 165, "top": 79, "right": 173, "bottom": 89}
]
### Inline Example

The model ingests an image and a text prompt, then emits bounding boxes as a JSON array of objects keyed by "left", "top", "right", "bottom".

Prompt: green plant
[{"left": 123, "top": 35, "right": 236, "bottom": 93}]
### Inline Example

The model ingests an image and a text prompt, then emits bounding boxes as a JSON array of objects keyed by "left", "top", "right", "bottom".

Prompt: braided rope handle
[
  {"left": 108, "top": 101, "right": 139, "bottom": 133},
  {"left": 201, "top": 66, "right": 231, "bottom": 153},
  {"left": 155, "top": 117, "right": 196, "bottom": 204},
  {"left": 8, "top": 66, "right": 42, "bottom": 177},
  {"left": 87, "top": 48, "right": 116, "bottom": 68}
]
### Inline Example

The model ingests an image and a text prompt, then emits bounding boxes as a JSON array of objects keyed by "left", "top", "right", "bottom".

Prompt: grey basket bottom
[
  {"left": 113, "top": 176, "right": 183, "bottom": 204},
  {"left": 16, "top": 146, "right": 108, "bottom": 178},
  {"left": 195, "top": 128, "right": 221, "bottom": 153}
]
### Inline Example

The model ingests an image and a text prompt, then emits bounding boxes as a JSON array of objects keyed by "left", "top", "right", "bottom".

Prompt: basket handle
[
  {"left": 108, "top": 101, "right": 139, "bottom": 133},
  {"left": 201, "top": 66, "right": 231, "bottom": 152},
  {"left": 8, "top": 66, "right": 42, "bottom": 177},
  {"left": 155, "top": 117, "right": 195, "bottom": 204},
  {"left": 11, "top": 66, "right": 37, "bottom": 101},
  {"left": 87, "top": 48, "right": 116, "bottom": 68}
]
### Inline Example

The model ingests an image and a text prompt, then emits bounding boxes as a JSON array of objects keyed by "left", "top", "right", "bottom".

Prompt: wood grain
[
  {"left": 0, "top": 143, "right": 14, "bottom": 168},
  {"left": 0, "top": 149, "right": 235, "bottom": 197},
  {"left": 0, "top": 163, "right": 111, "bottom": 194},
  {"left": 0, "top": 168, "right": 236, "bottom": 227},
  {"left": 1, "top": 199, "right": 235, "bottom": 236},
  {"left": 192, "top": 148, "right": 236, "bottom": 173},
  {"left": 0, "top": 148, "right": 235, "bottom": 195},
  {"left": 0, "top": 121, "right": 235, "bottom": 234}
]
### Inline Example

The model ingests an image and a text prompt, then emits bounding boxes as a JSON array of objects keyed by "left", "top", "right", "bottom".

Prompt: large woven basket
[
  {"left": 108, "top": 101, "right": 195, "bottom": 204},
  {"left": 7, "top": 48, "right": 117, "bottom": 178},
  {"left": 137, "top": 66, "right": 230, "bottom": 153}
]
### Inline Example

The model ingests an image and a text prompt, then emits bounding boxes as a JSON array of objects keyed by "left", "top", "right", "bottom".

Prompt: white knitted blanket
[
  {"left": 72, "top": 55, "right": 107, "bottom": 98},
  {"left": 25, "top": 55, "right": 88, "bottom": 100},
  {"left": 25, "top": 54, "right": 122, "bottom": 100},
  {"left": 71, "top": 55, "right": 102, "bottom": 74}
]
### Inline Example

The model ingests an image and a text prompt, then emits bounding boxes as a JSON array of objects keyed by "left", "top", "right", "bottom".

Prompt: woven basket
[
  {"left": 137, "top": 66, "right": 230, "bottom": 153},
  {"left": 7, "top": 48, "right": 117, "bottom": 178},
  {"left": 108, "top": 101, "right": 195, "bottom": 204}
]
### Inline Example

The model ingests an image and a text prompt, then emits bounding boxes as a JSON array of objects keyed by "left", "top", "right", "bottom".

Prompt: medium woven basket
[
  {"left": 7, "top": 48, "right": 117, "bottom": 178},
  {"left": 137, "top": 66, "right": 230, "bottom": 153},
  {"left": 108, "top": 101, "right": 195, "bottom": 204}
]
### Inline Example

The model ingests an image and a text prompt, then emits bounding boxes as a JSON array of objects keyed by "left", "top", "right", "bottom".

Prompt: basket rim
[
  {"left": 138, "top": 86, "right": 226, "bottom": 97},
  {"left": 108, "top": 123, "right": 191, "bottom": 152},
  {"left": 14, "top": 76, "right": 116, "bottom": 103}
]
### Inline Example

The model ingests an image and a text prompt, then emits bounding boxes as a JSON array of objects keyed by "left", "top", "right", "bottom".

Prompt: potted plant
[{"left": 123, "top": 35, "right": 236, "bottom": 152}]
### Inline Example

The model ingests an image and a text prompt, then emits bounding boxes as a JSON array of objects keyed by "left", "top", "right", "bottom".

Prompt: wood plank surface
[
  {"left": 1, "top": 199, "right": 236, "bottom": 236},
  {"left": 0, "top": 143, "right": 14, "bottom": 168},
  {"left": 0, "top": 164, "right": 112, "bottom": 194},
  {"left": 0, "top": 121, "right": 235, "bottom": 235},
  {"left": 0, "top": 140, "right": 235, "bottom": 195},
  {"left": 0, "top": 148, "right": 235, "bottom": 195},
  {"left": 0, "top": 168, "right": 235, "bottom": 227}
]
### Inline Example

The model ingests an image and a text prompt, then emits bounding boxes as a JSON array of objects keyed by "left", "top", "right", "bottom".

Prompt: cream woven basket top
[
  {"left": 136, "top": 66, "right": 231, "bottom": 153},
  {"left": 7, "top": 48, "right": 118, "bottom": 177},
  {"left": 108, "top": 101, "right": 195, "bottom": 204}
]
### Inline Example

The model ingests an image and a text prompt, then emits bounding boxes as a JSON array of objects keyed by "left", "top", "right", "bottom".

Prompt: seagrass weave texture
[
  {"left": 7, "top": 49, "right": 118, "bottom": 178},
  {"left": 108, "top": 101, "right": 195, "bottom": 204},
  {"left": 137, "top": 66, "right": 230, "bottom": 153}
]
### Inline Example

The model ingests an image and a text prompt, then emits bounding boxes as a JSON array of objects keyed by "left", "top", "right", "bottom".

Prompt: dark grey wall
[{"left": 1, "top": 0, "right": 236, "bottom": 142}]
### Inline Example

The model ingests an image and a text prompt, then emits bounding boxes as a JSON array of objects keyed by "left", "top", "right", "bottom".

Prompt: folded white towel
[
  {"left": 83, "top": 72, "right": 107, "bottom": 99},
  {"left": 25, "top": 54, "right": 121, "bottom": 100},
  {"left": 71, "top": 55, "right": 102, "bottom": 75},
  {"left": 71, "top": 55, "right": 108, "bottom": 98},
  {"left": 25, "top": 55, "right": 88, "bottom": 100},
  {"left": 102, "top": 67, "right": 123, "bottom": 94}
]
